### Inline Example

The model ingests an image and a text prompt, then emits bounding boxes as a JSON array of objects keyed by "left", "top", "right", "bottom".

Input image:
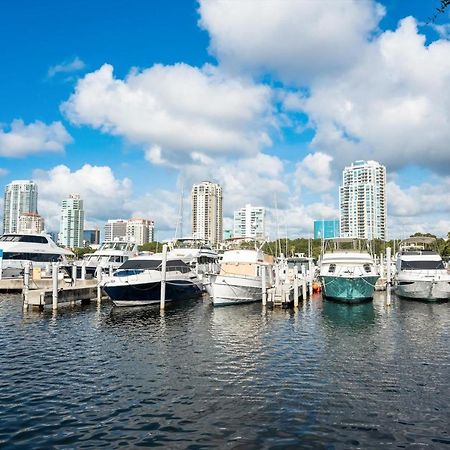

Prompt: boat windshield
[
  {"left": 0, "top": 235, "right": 48, "bottom": 244},
  {"left": 119, "top": 258, "right": 191, "bottom": 272},
  {"left": 401, "top": 260, "right": 445, "bottom": 270}
]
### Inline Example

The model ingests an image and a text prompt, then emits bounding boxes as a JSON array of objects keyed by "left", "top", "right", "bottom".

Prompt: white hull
[
  {"left": 211, "top": 274, "right": 262, "bottom": 306},
  {"left": 395, "top": 280, "right": 450, "bottom": 301}
]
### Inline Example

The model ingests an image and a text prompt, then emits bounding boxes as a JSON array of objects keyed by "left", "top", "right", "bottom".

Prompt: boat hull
[
  {"left": 103, "top": 279, "right": 202, "bottom": 307},
  {"left": 320, "top": 275, "right": 379, "bottom": 303},
  {"left": 394, "top": 280, "right": 450, "bottom": 301},
  {"left": 210, "top": 275, "right": 262, "bottom": 306}
]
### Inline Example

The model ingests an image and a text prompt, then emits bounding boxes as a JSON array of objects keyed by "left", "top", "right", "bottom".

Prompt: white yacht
[
  {"left": 167, "top": 238, "right": 219, "bottom": 280},
  {"left": 0, "top": 233, "right": 73, "bottom": 278},
  {"left": 319, "top": 239, "right": 379, "bottom": 303},
  {"left": 101, "top": 253, "right": 203, "bottom": 307},
  {"left": 207, "top": 249, "right": 274, "bottom": 306},
  {"left": 394, "top": 239, "right": 450, "bottom": 301},
  {"left": 75, "top": 241, "right": 139, "bottom": 277}
]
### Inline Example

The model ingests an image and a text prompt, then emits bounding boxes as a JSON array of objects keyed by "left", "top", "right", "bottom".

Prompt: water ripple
[{"left": 0, "top": 292, "right": 449, "bottom": 448}]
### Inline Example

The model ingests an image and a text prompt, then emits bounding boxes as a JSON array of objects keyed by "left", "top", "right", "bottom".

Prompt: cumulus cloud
[
  {"left": 33, "top": 164, "right": 132, "bottom": 230},
  {"left": 48, "top": 56, "right": 86, "bottom": 78},
  {"left": 387, "top": 177, "right": 450, "bottom": 238},
  {"left": 295, "top": 152, "right": 335, "bottom": 193},
  {"left": 299, "top": 17, "right": 450, "bottom": 174},
  {"left": 0, "top": 119, "right": 72, "bottom": 157},
  {"left": 199, "top": 0, "right": 384, "bottom": 83},
  {"left": 62, "top": 63, "right": 275, "bottom": 164}
]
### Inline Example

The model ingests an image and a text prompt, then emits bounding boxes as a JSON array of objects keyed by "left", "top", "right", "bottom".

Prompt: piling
[
  {"left": 308, "top": 259, "right": 313, "bottom": 296},
  {"left": 386, "top": 247, "right": 392, "bottom": 306},
  {"left": 160, "top": 243, "right": 168, "bottom": 310},
  {"left": 81, "top": 263, "right": 86, "bottom": 281},
  {"left": 71, "top": 264, "right": 77, "bottom": 286},
  {"left": 109, "top": 264, "right": 113, "bottom": 277},
  {"left": 261, "top": 264, "right": 267, "bottom": 306},
  {"left": 24, "top": 262, "right": 31, "bottom": 293},
  {"left": 52, "top": 262, "right": 59, "bottom": 310},
  {"left": 293, "top": 266, "right": 299, "bottom": 307},
  {"left": 97, "top": 268, "right": 102, "bottom": 302}
]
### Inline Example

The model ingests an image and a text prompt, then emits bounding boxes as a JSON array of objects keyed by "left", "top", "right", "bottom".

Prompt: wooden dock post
[
  {"left": 386, "top": 247, "right": 392, "bottom": 306},
  {"left": 293, "top": 266, "right": 299, "bottom": 307},
  {"left": 71, "top": 264, "right": 77, "bottom": 286},
  {"left": 261, "top": 265, "right": 267, "bottom": 306},
  {"left": 308, "top": 259, "right": 313, "bottom": 297},
  {"left": 160, "top": 244, "right": 168, "bottom": 310},
  {"left": 97, "top": 268, "right": 102, "bottom": 302},
  {"left": 24, "top": 261, "right": 31, "bottom": 293},
  {"left": 52, "top": 262, "right": 59, "bottom": 310},
  {"left": 109, "top": 264, "right": 113, "bottom": 277},
  {"left": 81, "top": 262, "right": 86, "bottom": 280}
]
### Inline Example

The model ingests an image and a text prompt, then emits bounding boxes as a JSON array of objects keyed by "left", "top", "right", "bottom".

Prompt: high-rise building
[
  {"left": 233, "top": 204, "right": 265, "bottom": 239},
  {"left": 103, "top": 219, "right": 128, "bottom": 242},
  {"left": 3, "top": 180, "right": 38, "bottom": 234},
  {"left": 314, "top": 219, "right": 340, "bottom": 239},
  {"left": 126, "top": 218, "right": 155, "bottom": 245},
  {"left": 339, "top": 160, "right": 387, "bottom": 240},
  {"left": 59, "top": 193, "right": 84, "bottom": 248},
  {"left": 83, "top": 227, "right": 100, "bottom": 246},
  {"left": 191, "top": 181, "right": 223, "bottom": 245},
  {"left": 18, "top": 213, "right": 45, "bottom": 234}
]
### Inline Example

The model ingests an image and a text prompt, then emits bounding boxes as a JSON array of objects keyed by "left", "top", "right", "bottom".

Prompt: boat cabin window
[
  {"left": 363, "top": 264, "right": 372, "bottom": 273},
  {"left": 119, "top": 258, "right": 190, "bottom": 273},
  {"left": 0, "top": 235, "right": 48, "bottom": 243},
  {"left": 401, "top": 260, "right": 444, "bottom": 270},
  {"left": 328, "top": 264, "right": 336, "bottom": 273},
  {"left": 2, "top": 252, "right": 63, "bottom": 262}
]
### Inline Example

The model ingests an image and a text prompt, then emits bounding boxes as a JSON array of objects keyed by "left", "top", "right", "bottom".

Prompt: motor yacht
[
  {"left": 75, "top": 240, "right": 139, "bottom": 277},
  {"left": 101, "top": 253, "right": 203, "bottom": 306},
  {"left": 394, "top": 238, "right": 450, "bottom": 301},
  {"left": 207, "top": 249, "right": 274, "bottom": 306},
  {"left": 0, "top": 233, "right": 73, "bottom": 278},
  {"left": 319, "top": 238, "right": 379, "bottom": 303}
]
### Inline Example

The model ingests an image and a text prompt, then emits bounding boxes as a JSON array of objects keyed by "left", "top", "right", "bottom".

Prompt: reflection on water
[{"left": 0, "top": 292, "right": 449, "bottom": 449}]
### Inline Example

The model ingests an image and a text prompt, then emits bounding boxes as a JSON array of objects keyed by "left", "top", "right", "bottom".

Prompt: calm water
[{"left": 0, "top": 293, "right": 449, "bottom": 449}]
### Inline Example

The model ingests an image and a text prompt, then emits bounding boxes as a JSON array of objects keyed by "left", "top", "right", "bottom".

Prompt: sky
[{"left": 0, "top": 0, "right": 449, "bottom": 240}]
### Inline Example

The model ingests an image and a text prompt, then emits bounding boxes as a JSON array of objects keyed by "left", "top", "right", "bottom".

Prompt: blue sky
[{"left": 0, "top": 0, "right": 449, "bottom": 239}]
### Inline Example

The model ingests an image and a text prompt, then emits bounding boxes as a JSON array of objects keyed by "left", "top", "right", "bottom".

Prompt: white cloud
[
  {"left": 33, "top": 164, "right": 132, "bottom": 231},
  {"left": 48, "top": 56, "right": 86, "bottom": 78},
  {"left": 300, "top": 17, "right": 450, "bottom": 174},
  {"left": 0, "top": 168, "right": 8, "bottom": 176},
  {"left": 387, "top": 177, "right": 450, "bottom": 238},
  {"left": 295, "top": 152, "right": 335, "bottom": 193},
  {"left": 0, "top": 119, "right": 72, "bottom": 157},
  {"left": 62, "top": 63, "right": 275, "bottom": 164},
  {"left": 199, "top": 0, "right": 384, "bottom": 83}
]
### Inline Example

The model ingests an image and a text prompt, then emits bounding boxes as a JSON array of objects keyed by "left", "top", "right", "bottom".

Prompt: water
[{"left": 0, "top": 293, "right": 449, "bottom": 449}]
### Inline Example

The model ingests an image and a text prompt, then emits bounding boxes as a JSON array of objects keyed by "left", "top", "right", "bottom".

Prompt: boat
[
  {"left": 74, "top": 240, "right": 139, "bottom": 277},
  {"left": 101, "top": 253, "right": 203, "bottom": 306},
  {"left": 0, "top": 233, "right": 73, "bottom": 278},
  {"left": 393, "top": 238, "right": 450, "bottom": 301},
  {"left": 208, "top": 249, "right": 274, "bottom": 306},
  {"left": 167, "top": 238, "right": 219, "bottom": 281},
  {"left": 319, "top": 238, "right": 379, "bottom": 303}
]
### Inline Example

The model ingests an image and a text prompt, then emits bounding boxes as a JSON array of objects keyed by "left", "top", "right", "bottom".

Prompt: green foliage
[
  {"left": 73, "top": 247, "right": 94, "bottom": 258},
  {"left": 138, "top": 242, "right": 161, "bottom": 253}
]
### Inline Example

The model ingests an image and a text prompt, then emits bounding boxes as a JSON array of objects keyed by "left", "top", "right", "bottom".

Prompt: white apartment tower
[
  {"left": 59, "top": 193, "right": 84, "bottom": 248},
  {"left": 103, "top": 219, "right": 128, "bottom": 242},
  {"left": 191, "top": 181, "right": 223, "bottom": 245},
  {"left": 126, "top": 218, "right": 155, "bottom": 245},
  {"left": 3, "top": 180, "right": 38, "bottom": 234},
  {"left": 339, "top": 160, "right": 387, "bottom": 240},
  {"left": 18, "top": 213, "right": 45, "bottom": 234},
  {"left": 233, "top": 204, "right": 265, "bottom": 239}
]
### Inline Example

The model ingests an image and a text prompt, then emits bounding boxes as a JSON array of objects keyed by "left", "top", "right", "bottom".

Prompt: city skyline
[{"left": 0, "top": 1, "right": 448, "bottom": 239}]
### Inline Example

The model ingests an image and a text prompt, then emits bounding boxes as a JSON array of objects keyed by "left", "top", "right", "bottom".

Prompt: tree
[{"left": 138, "top": 242, "right": 162, "bottom": 253}]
